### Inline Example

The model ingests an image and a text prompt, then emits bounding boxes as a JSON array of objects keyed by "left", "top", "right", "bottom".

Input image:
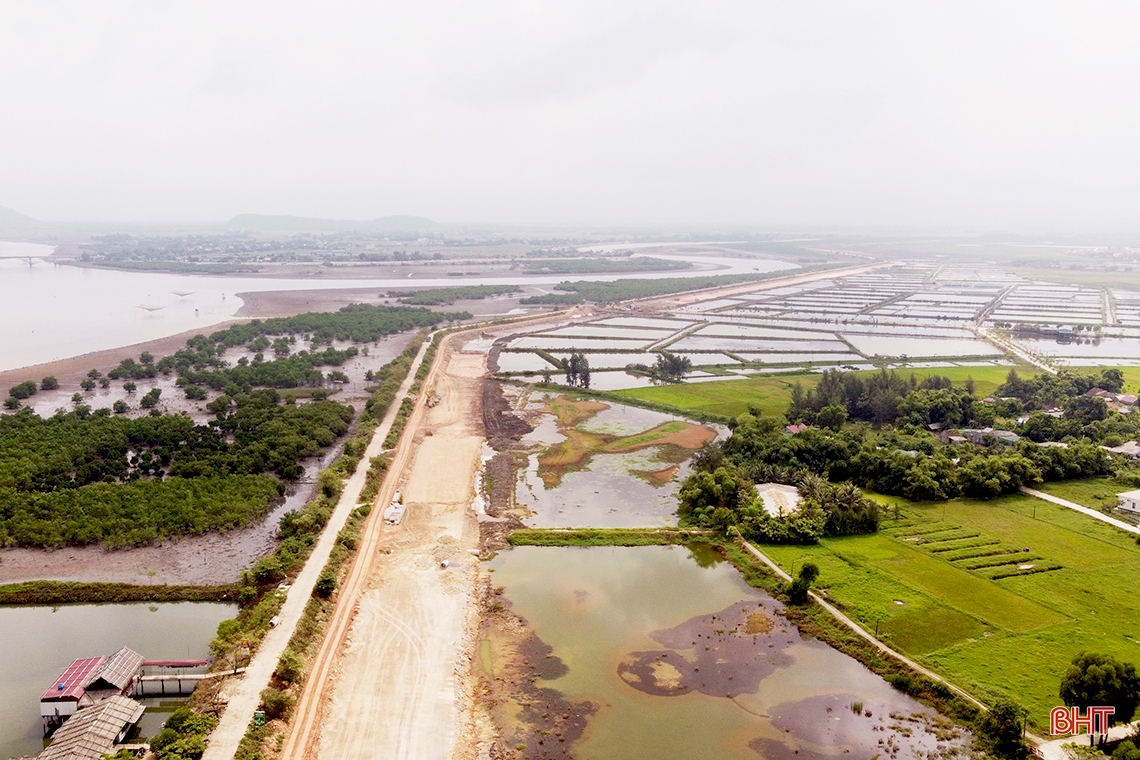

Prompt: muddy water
[
  {"left": 486, "top": 546, "right": 969, "bottom": 760},
  {"left": 516, "top": 401, "right": 715, "bottom": 528},
  {"left": 0, "top": 601, "right": 235, "bottom": 758}
]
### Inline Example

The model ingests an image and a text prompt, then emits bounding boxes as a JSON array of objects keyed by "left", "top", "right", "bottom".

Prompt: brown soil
[
  {"left": 542, "top": 395, "right": 608, "bottom": 428},
  {"left": 483, "top": 378, "right": 533, "bottom": 451},
  {"left": 633, "top": 464, "right": 680, "bottom": 485},
  {"left": 537, "top": 421, "right": 716, "bottom": 488},
  {"left": 473, "top": 590, "right": 597, "bottom": 760}
]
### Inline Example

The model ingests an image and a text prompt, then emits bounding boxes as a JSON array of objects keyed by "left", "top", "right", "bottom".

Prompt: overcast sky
[{"left": 1, "top": 2, "right": 1139, "bottom": 230}]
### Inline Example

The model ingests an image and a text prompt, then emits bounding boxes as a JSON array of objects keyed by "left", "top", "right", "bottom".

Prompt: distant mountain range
[
  {"left": 0, "top": 205, "right": 39, "bottom": 229},
  {"left": 226, "top": 214, "right": 441, "bottom": 233}
]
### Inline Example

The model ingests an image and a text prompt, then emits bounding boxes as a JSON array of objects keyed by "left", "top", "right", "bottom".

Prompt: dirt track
[{"left": 282, "top": 341, "right": 488, "bottom": 760}]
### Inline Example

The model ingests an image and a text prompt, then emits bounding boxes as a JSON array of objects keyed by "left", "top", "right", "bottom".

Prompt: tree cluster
[
  {"left": 563, "top": 351, "right": 591, "bottom": 388},
  {"left": 678, "top": 462, "right": 880, "bottom": 545}
]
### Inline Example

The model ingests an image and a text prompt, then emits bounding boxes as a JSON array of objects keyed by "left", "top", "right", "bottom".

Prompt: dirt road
[
  {"left": 282, "top": 340, "right": 487, "bottom": 760},
  {"left": 200, "top": 336, "right": 433, "bottom": 760}
]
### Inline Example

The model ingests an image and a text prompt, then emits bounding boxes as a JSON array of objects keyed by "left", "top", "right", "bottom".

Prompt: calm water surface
[
  {"left": 0, "top": 602, "right": 235, "bottom": 758},
  {"left": 0, "top": 242, "right": 793, "bottom": 371},
  {"left": 488, "top": 546, "right": 966, "bottom": 760}
]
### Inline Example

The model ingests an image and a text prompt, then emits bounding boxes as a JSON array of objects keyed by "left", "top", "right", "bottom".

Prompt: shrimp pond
[
  {"left": 514, "top": 396, "right": 719, "bottom": 527},
  {"left": 481, "top": 545, "right": 972, "bottom": 760}
]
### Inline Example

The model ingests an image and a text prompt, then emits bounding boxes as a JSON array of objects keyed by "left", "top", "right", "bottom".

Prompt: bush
[
  {"left": 9, "top": 380, "right": 36, "bottom": 399},
  {"left": 275, "top": 649, "right": 304, "bottom": 684},
  {"left": 260, "top": 686, "right": 294, "bottom": 720},
  {"left": 314, "top": 570, "right": 337, "bottom": 598},
  {"left": 40, "top": 376, "right": 59, "bottom": 391}
]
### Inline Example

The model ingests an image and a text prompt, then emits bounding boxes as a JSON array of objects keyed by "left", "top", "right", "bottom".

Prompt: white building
[{"left": 1117, "top": 489, "right": 1140, "bottom": 514}]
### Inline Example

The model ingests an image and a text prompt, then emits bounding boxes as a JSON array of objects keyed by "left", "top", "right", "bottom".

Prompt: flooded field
[
  {"left": 515, "top": 397, "right": 717, "bottom": 527},
  {"left": 0, "top": 601, "right": 235, "bottom": 758},
  {"left": 483, "top": 546, "right": 971, "bottom": 760}
]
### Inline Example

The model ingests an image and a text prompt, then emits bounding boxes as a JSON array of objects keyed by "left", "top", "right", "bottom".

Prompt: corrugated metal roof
[
  {"left": 84, "top": 647, "right": 143, "bottom": 691},
  {"left": 37, "top": 695, "right": 144, "bottom": 760},
  {"left": 41, "top": 658, "right": 104, "bottom": 703}
]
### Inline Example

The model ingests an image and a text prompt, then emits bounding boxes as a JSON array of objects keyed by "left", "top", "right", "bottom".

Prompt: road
[
  {"left": 1020, "top": 486, "right": 1140, "bottom": 535},
  {"left": 281, "top": 335, "right": 487, "bottom": 760},
  {"left": 201, "top": 336, "right": 433, "bottom": 760}
]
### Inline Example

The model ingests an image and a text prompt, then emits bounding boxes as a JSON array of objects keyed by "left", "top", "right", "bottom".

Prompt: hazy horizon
[{"left": 3, "top": 2, "right": 1139, "bottom": 232}]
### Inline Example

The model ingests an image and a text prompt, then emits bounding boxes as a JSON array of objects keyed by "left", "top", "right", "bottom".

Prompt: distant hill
[
  {"left": 226, "top": 214, "right": 441, "bottom": 233},
  {"left": 0, "top": 205, "right": 39, "bottom": 230}
]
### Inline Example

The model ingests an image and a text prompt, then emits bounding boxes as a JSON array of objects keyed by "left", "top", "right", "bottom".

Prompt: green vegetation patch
[
  {"left": 761, "top": 493, "right": 1140, "bottom": 725},
  {"left": 0, "top": 475, "right": 282, "bottom": 548},
  {"left": 616, "top": 365, "right": 1032, "bottom": 421},
  {"left": 386, "top": 285, "right": 521, "bottom": 305},
  {"left": 520, "top": 257, "right": 692, "bottom": 275},
  {"left": 0, "top": 580, "right": 239, "bottom": 606},
  {"left": 520, "top": 269, "right": 817, "bottom": 306},
  {"left": 507, "top": 527, "right": 712, "bottom": 546}
]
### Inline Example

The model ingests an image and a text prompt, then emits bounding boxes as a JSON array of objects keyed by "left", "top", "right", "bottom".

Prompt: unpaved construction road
[{"left": 282, "top": 339, "right": 488, "bottom": 760}]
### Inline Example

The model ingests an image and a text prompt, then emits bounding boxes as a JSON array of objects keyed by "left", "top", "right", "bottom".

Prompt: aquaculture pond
[
  {"left": 485, "top": 546, "right": 970, "bottom": 760},
  {"left": 0, "top": 601, "right": 236, "bottom": 758},
  {"left": 516, "top": 398, "right": 718, "bottom": 527}
]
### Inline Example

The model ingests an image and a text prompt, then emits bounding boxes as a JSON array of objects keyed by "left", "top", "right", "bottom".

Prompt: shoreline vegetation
[
  {"left": 517, "top": 268, "right": 817, "bottom": 305},
  {"left": 0, "top": 580, "right": 240, "bottom": 606}
]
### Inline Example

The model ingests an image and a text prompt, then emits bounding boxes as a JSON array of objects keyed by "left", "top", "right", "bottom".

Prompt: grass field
[
  {"left": 615, "top": 364, "right": 1029, "bottom": 420},
  {"left": 1037, "top": 477, "right": 1140, "bottom": 512},
  {"left": 756, "top": 492, "right": 1140, "bottom": 727}
]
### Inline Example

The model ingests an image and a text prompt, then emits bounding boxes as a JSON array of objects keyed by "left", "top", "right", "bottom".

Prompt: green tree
[
  {"left": 980, "top": 698, "right": 1027, "bottom": 758},
  {"left": 9, "top": 380, "right": 36, "bottom": 400},
  {"left": 1113, "top": 740, "right": 1140, "bottom": 760},
  {"left": 40, "top": 376, "right": 59, "bottom": 391},
  {"left": 1060, "top": 652, "right": 1140, "bottom": 724},
  {"left": 123, "top": 381, "right": 137, "bottom": 393},
  {"left": 815, "top": 404, "right": 848, "bottom": 431},
  {"left": 315, "top": 570, "right": 337, "bottom": 597}
]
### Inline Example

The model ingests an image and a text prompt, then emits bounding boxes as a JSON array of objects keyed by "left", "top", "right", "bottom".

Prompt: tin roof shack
[
  {"left": 40, "top": 647, "right": 143, "bottom": 733},
  {"left": 37, "top": 695, "right": 143, "bottom": 760},
  {"left": 961, "top": 428, "right": 1021, "bottom": 446},
  {"left": 1118, "top": 489, "right": 1140, "bottom": 515},
  {"left": 1106, "top": 441, "right": 1140, "bottom": 459},
  {"left": 83, "top": 647, "right": 143, "bottom": 703},
  {"left": 40, "top": 658, "right": 103, "bottom": 724}
]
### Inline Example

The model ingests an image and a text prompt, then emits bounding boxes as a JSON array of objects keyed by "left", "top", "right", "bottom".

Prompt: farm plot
[{"left": 758, "top": 493, "right": 1140, "bottom": 726}]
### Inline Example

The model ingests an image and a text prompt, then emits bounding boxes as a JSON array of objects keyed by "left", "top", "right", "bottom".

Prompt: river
[
  {"left": 0, "top": 242, "right": 794, "bottom": 372},
  {"left": 0, "top": 601, "right": 235, "bottom": 758}
]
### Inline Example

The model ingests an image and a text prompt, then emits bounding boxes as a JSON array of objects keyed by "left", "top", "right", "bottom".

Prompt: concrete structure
[
  {"left": 1118, "top": 489, "right": 1140, "bottom": 515},
  {"left": 37, "top": 695, "right": 143, "bottom": 760},
  {"left": 1106, "top": 441, "right": 1140, "bottom": 459},
  {"left": 754, "top": 482, "right": 801, "bottom": 518},
  {"left": 961, "top": 427, "right": 1020, "bottom": 446}
]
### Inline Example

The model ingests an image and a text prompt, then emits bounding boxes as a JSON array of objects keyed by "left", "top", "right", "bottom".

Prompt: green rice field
[
  {"left": 757, "top": 493, "right": 1140, "bottom": 726},
  {"left": 615, "top": 364, "right": 1029, "bottom": 420}
]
